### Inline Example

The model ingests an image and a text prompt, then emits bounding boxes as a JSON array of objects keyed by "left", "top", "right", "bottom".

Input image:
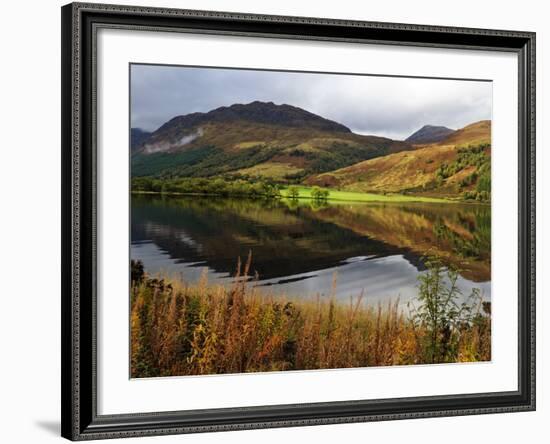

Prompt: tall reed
[{"left": 130, "top": 257, "right": 490, "bottom": 378}]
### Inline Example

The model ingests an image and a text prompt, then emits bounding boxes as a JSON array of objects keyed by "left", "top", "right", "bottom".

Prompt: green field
[{"left": 281, "top": 186, "right": 451, "bottom": 204}]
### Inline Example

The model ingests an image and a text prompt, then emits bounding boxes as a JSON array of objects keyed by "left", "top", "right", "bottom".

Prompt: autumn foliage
[{"left": 130, "top": 255, "right": 490, "bottom": 378}]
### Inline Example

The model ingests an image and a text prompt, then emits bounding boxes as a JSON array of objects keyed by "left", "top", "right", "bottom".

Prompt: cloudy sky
[{"left": 131, "top": 64, "right": 492, "bottom": 141}]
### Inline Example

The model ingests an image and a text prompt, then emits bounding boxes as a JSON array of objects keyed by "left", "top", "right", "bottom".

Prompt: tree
[
  {"left": 287, "top": 185, "right": 300, "bottom": 200},
  {"left": 311, "top": 186, "right": 329, "bottom": 201}
]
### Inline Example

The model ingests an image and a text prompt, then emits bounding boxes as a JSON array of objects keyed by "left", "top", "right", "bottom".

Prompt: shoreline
[
  {"left": 131, "top": 189, "right": 489, "bottom": 205},
  {"left": 130, "top": 263, "right": 491, "bottom": 378}
]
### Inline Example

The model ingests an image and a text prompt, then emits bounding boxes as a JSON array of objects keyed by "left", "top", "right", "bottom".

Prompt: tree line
[{"left": 132, "top": 176, "right": 330, "bottom": 201}]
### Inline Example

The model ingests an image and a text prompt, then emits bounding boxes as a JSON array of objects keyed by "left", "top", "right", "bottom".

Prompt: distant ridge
[{"left": 405, "top": 125, "right": 455, "bottom": 144}]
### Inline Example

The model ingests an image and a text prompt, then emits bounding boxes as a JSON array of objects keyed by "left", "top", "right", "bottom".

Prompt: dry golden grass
[
  {"left": 237, "top": 162, "right": 304, "bottom": 179},
  {"left": 308, "top": 120, "right": 491, "bottom": 198},
  {"left": 308, "top": 144, "right": 457, "bottom": 192},
  {"left": 130, "top": 255, "right": 491, "bottom": 378},
  {"left": 440, "top": 120, "right": 491, "bottom": 146}
]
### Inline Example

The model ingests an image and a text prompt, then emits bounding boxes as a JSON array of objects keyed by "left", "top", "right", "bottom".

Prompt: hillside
[
  {"left": 438, "top": 119, "right": 491, "bottom": 146},
  {"left": 307, "top": 120, "right": 491, "bottom": 200},
  {"left": 131, "top": 101, "right": 412, "bottom": 178},
  {"left": 130, "top": 128, "right": 151, "bottom": 152},
  {"left": 405, "top": 125, "right": 455, "bottom": 144}
]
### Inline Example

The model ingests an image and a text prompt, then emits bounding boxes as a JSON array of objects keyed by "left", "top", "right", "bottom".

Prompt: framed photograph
[{"left": 61, "top": 2, "right": 535, "bottom": 440}]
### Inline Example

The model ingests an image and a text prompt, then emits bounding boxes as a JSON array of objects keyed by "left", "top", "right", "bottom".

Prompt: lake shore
[
  {"left": 280, "top": 186, "right": 455, "bottom": 204},
  {"left": 130, "top": 259, "right": 491, "bottom": 378},
  {"left": 131, "top": 188, "right": 466, "bottom": 204}
]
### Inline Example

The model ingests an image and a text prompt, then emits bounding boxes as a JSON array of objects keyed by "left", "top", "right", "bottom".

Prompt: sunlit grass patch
[{"left": 282, "top": 186, "right": 451, "bottom": 204}]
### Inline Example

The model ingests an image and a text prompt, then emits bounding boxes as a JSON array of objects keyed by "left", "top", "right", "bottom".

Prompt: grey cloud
[{"left": 131, "top": 64, "right": 492, "bottom": 141}]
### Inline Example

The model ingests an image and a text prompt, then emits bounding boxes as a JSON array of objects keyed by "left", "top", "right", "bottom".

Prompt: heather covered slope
[
  {"left": 131, "top": 101, "right": 412, "bottom": 179},
  {"left": 307, "top": 120, "right": 491, "bottom": 199}
]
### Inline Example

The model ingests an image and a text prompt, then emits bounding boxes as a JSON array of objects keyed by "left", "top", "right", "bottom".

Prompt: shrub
[
  {"left": 287, "top": 185, "right": 300, "bottom": 200},
  {"left": 408, "top": 257, "right": 486, "bottom": 363},
  {"left": 311, "top": 186, "right": 329, "bottom": 201},
  {"left": 435, "top": 142, "right": 491, "bottom": 184}
]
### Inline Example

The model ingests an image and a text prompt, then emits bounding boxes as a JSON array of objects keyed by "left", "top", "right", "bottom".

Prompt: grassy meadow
[
  {"left": 130, "top": 256, "right": 491, "bottom": 378},
  {"left": 279, "top": 186, "right": 450, "bottom": 204}
]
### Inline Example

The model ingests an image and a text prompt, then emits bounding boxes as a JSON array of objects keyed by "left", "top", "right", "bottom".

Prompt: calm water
[{"left": 131, "top": 195, "right": 491, "bottom": 305}]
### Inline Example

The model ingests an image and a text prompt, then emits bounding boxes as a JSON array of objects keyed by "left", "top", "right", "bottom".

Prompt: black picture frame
[{"left": 61, "top": 2, "right": 536, "bottom": 440}]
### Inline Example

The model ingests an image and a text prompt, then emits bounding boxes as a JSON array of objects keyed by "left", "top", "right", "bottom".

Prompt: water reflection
[{"left": 131, "top": 195, "right": 491, "bottom": 304}]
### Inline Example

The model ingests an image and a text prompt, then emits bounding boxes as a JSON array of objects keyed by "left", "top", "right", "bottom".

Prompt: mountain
[
  {"left": 131, "top": 128, "right": 151, "bottom": 152},
  {"left": 405, "top": 125, "right": 455, "bottom": 144},
  {"left": 131, "top": 101, "right": 412, "bottom": 179},
  {"left": 307, "top": 120, "right": 491, "bottom": 199},
  {"left": 135, "top": 101, "right": 350, "bottom": 156}
]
